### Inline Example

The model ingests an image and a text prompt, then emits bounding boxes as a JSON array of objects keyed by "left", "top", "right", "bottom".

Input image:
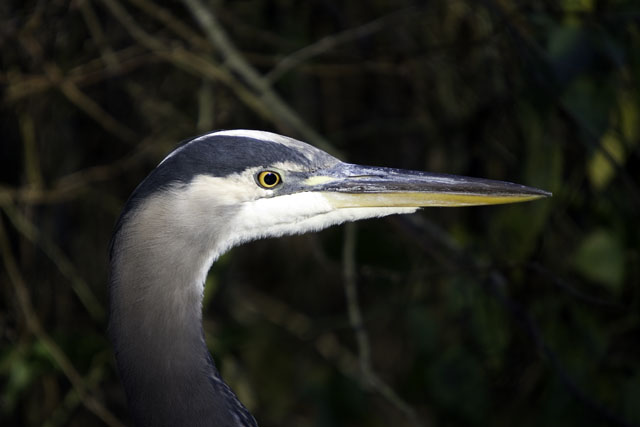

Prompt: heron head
[{"left": 115, "top": 129, "right": 550, "bottom": 262}]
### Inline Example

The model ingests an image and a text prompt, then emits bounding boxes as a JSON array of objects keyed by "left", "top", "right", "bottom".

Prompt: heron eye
[{"left": 257, "top": 171, "right": 281, "bottom": 188}]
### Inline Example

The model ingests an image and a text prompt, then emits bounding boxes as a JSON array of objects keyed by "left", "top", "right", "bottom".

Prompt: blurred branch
[
  {"left": 196, "top": 78, "right": 215, "bottom": 132},
  {"left": 237, "top": 287, "right": 359, "bottom": 375},
  {"left": 180, "top": 0, "right": 339, "bottom": 156},
  {"left": 214, "top": 9, "right": 299, "bottom": 51},
  {"left": 559, "top": 104, "right": 640, "bottom": 207},
  {"left": 528, "top": 262, "right": 623, "bottom": 309},
  {"left": 0, "top": 218, "right": 123, "bottom": 427},
  {"left": 343, "top": 222, "right": 425, "bottom": 427},
  {"left": 342, "top": 223, "right": 372, "bottom": 374},
  {"left": 97, "top": 0, "right": 341, "bottom": 154},
  {"left": 485, "top": 272, "right": 634, "bottom": 427},
  {"left": 0, "top": 200, "right": 105, "bottom": 322},
  {"left": 8, "top": 4, "right": 140, "bottom": 145},
  {"left": 44, "top": 63, "right": 139, "bottom": 143},
  {"left": 265, "top": 6, "right": 418, "bottom": 84},
  {"left": 3, "top": 46, "right": 154, "bottom": 104},
  {"left": 0, "top": 137, "right": 154, "bottom": 205},
  {"left": 43, "top": 355, "right": 110, "bottom": 427},
  {"left": 125, "top": 0, "right": 211, "bottom": 51},
  {"left": 20, "top": 114, "right": 43, "bottom": 188},
  {"left": 239, "top": 282, "right": 426, "bottom": 427},
  {"left": 97, "top": 0, "right": 284, "bottom": 131},
  {"left": 77, "top": 0, "right": 120, "bottom": 69}
]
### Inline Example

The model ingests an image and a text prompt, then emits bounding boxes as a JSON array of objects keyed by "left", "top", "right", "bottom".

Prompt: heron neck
[{"left": 108, "top": 204, "right": 254, "bottom": 426}]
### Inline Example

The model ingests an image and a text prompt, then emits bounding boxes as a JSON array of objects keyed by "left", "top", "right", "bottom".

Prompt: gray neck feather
[{"left": 109, "top": 188, "right": 257, "bottom": 427}]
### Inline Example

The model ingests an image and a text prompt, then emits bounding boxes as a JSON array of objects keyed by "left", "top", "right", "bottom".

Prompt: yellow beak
[{"left": 305, "top": 163, "right": 550, "bottom": 208}]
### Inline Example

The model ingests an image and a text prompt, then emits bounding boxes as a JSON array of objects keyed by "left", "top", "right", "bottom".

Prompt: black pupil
[{"left": 263, "top": 173, "right": 278, "bottom": 186}]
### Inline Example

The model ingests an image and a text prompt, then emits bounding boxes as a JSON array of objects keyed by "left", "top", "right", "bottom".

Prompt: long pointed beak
[{"left": 305, "top": 163, "right": 551, "bottom": 208}]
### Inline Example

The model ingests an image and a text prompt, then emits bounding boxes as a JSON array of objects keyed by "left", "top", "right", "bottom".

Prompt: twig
[
  {"left": 266, "top": 7, "right": 418, "bottom": 84},
  {"left": 100, "top": 0, "right": 342, "bottom": 153},
  {"left": 528, "top": 262, "right": 623, "bottom": 308},
  {"left": 235, "top": 287, "right": 359, "bottom": 378},
  {"left": 180, "top": 0, "right": 340, "bottom": 156},
  {"left": 97, "top": 0, "right": 277, "bottom": 128},
  {"left": 20, "top": 113, "right": 43, "bottom": 188},
  {"left": 0, "top": 219, "right": 124, "bottom": 427},
  {"left": 485, "top": 272, "right": 634, "bottom": 427},
  {"left": 342, "top": 223, "right": 372, "bottom": 375},
  {"left": 0, "top": 136, "right": 153, "bottom": 205},
  {"left": 560, "top": 103, "right": 640, "bottom": 207},
  {"left": 342, "top": 222, "right": 425, "bottom": 427},
  {"left": 44, "top": 63, "right": 138, "bottom": 143},
  {"left": 125, "top": 0, "right": 211, "bottom": 51},
  {"left": 196, "top": 78, "right": 215, "bottom": 132},
  {"left": 77, "top": 0, "right": 120, "bottom": 69},
  {"left": 3, "top": 46, "right": 154, "bottom": 104},
  {"left": 0, "top": 200, "right": 105, "bottom": 323},
  {"left": 42, "top": 357, "right": 109, "bottom": 427},
  {"left": 237, "top": 286, "right": 426, "bottom": 426}
]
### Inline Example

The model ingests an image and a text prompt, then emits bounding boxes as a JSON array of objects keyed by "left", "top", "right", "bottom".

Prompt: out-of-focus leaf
[
  {"left": 588, "top": 131, "right": 625, "bottom": 189},
  {"left": 619, "top": 92, "right": 640, "bottom": 141},
  {"left": 561, "top": 76, "right": 614, "bottom": 136},
  {"left": 561, "top": 0, "right": 594, "bottom": 12},
  {"left": 548, "top": 25, "right": 584, "bottom": 60},
  {"left": 572, "top": 229, "right": 624, "bottom": 294},
  {"left": 0, "top": 346, "right": 47, "bottom": 415},
  {"left": 2, "top": 357, "right": 33, "bottom": 413},
  {"left": 547, "top": 22, "right": 598, "bottom": 87},
  {"left": 587, "top": 92, "right": 638, "bottom": 190}
]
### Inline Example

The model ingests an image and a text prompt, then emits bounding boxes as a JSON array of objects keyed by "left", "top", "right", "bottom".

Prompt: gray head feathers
[{"left": 135, "top": 130, "right": 337, "bottom": 206}]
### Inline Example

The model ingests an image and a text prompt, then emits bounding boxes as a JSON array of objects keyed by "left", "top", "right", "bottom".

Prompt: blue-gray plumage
[{"left": 109, "top": 130, "right": 549, "bottom": 426}]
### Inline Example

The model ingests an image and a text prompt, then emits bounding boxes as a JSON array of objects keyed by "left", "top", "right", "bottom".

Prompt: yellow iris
[{"left": 257, "top": 171, "right": 281, "bottom": 188}]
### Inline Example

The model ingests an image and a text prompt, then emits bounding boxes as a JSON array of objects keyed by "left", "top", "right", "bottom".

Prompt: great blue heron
[{"left": 108, "top": 129, "right": 549, "bottom": 426}]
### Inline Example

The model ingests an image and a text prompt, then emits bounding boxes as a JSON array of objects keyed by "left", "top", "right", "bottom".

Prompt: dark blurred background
[{"left": 1, "top": 0, "right": 639, "bottom": 426}]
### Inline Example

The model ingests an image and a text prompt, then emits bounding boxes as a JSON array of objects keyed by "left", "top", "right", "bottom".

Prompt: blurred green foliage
[{"left": 1, "top": 0, "right": 639, "bottom": 426}]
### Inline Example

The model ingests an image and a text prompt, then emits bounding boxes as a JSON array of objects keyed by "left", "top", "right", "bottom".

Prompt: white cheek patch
[
  {"left": 228, "top": 192, "right": 418, "bottom": 245},
  {"left": 232, "top": 192, "right": 334, "bottom": 237}
]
